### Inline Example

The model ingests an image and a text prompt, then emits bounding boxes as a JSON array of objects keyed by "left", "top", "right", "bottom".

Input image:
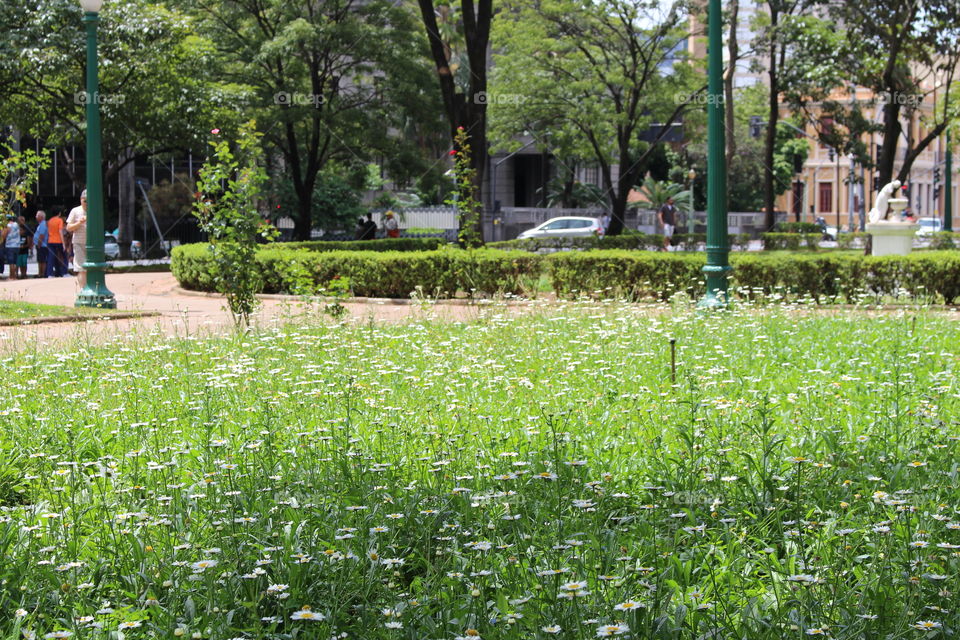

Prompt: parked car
[
  {"left": 917, "top": 217, "right": 942, "bottom": 236},
  {"left": 516, "top": 216, "right": 604, "bottom": 240},
  {"left": 103, "top": 234, "right": 143, "bottom": 260}
]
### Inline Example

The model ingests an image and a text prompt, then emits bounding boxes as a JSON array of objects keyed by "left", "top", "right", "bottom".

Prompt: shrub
[
  {"left": 836, "top": 232, "right": 870, "bottom": 250},
  {"left": 761, "top": 233, "right": 821, "bottom": 251},
  {"left": 773, "top": 221, "right": 821, "bottom": 233},
  {"left": 174, "top": 244, "right": 542, "bottom": 299},
  {"left": 672, "top": 233, "right": 751, "bottom": 252},
  {"left": 547, "top": 251, "right": 705, "bottom": 300},
  {"left": 489, "top": 234, "right": 663, "bottom": 252},
  {"left": 928, "top": 232, "right": 959, "bottom": 250},
  {"left": 281, "top": 237, "right": 447, "bottom": 253}
]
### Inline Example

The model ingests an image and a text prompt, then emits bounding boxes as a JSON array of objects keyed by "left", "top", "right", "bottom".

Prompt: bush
[
  {"left": 672, "top": 233, "right": 751, "bottom": 252},
  {"left": 761, "top": 233, "right": 821, "bottom": 251},
  {"left": 773, "top": 221, "right": 821, "bottom": 233},
  {"left": 488, "top": 234, "right": 663, "bottom": 252},
  {"left": 174, "top": 244, "right": 542, "bottom": 298},
  {"left": 836, "top": 232, "right": 870, "bottom": 250},
  {"left": 281, "top": 237, "right": 447, "bottom": 253},
  {"left": 928, "top": 232, "right": 960, "bottom": 250},
  {"left": 546, "top": 250, "right": 960, "bottom": 304}
]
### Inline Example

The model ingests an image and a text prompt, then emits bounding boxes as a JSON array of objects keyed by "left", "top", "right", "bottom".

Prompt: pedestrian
[
  {"left": 66, "top": 190, "right": 88, "bottom": 289},
  {"left": 16, "top": 216, "right": 32, "bottom": 280},
  {"left": 362, "top": 212, "right": 377, "bottom": 240},
  {"left": 46, "top": 209, "right": 67, "bottom": 277},
  {"left": 34, "top": 210, "right": 48, "bottom": 278},
  {"left": 658, "top": 197, "right": 677, "bottom": 251},
  {"left": 1, "top": 214, "right": 19, "bottom": 279},
  {"left": 354, "top": 217, "right": 366, "bottom": 240},
  {"left": 384, "top": 210, "right": 400, "bottom": 238},
  {"left": 599, "top": 212, "right": 611, "bottom": 234}
]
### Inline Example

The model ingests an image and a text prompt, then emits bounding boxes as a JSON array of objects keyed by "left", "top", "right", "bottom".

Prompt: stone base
[{"left": 865, "top": 221, "right": 919, "bottom": 256}]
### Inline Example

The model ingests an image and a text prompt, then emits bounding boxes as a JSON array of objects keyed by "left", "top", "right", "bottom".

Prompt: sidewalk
[{"left": 0, "top": 272, "right": 519, "bottom": 349}]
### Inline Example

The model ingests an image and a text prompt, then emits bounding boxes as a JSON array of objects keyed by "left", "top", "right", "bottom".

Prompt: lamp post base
[
  {"left": 75, "top": 265, "right": 116, "bottom": 309},
  {"left": 697, "top": 264, "right": 732, "bottom": 310}
]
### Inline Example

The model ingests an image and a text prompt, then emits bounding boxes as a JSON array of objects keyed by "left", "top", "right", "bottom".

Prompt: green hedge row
[
  {"left": 761, "top": 233, "right": 822, "bottom": 251},
  {"left": 173, "top": 244, "right": 960, "bottom": 303},
  {"left": 545, "top": 250, "right": 960, "bottom": 303},
  {"left": 773, "top": 221, "right": 821, "bottom": 233},
  {"left": 280, "top": 237, "right": 447, "bottom": 253},
  {"left": 172, "top": 244, "right": 541, "bottom": 298},
  {"left": 929, "top": 232, "right": 960, "bottom": 250},
  {"left": 488, "top": 232, "right": 751, "bottom": 252}
]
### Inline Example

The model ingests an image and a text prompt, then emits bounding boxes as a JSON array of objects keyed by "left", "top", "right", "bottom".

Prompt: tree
[
  {"left": 490, "top": 0, "right": 699, "bottom": 236},
  {"left": 183, "top": 0, "right": 431, "bottom": 241},
  {"left": 0, "top": 0, "right": 231, "bottom": 257},
  {"left": 416, "top": 0, "right": 492, "bottom": 244},
  {"left": 783, "top": 0, "right": 960, "bottom": 188}
]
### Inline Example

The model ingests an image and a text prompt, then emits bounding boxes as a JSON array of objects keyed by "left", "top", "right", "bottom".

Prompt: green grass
[
  {"left": 0, "top": 299, "right": 134, "bottom": 321},
  {"left": 1, "top": 304, "right": 959, "bottom": 639}
]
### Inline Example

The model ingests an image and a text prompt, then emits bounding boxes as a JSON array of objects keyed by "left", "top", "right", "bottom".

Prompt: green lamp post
[
  {"left": 697, "top": 0, "right": 730, "bottom": 309},
  {"left": 76, "top": 0, "right": 116, "bottom": 308}
]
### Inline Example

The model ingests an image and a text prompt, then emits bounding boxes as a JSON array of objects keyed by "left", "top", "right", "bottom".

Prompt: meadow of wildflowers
[{"left": 1, "top": 303, "right": 959, "bottom": 640}]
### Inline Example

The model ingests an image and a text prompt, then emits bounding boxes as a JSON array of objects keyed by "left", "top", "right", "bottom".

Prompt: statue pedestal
[{"left": 865, "top": 221, "right": 919, "bottom": 256}]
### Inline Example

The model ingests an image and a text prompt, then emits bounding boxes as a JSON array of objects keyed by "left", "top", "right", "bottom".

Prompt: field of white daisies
[{"left": 2, "top": 303, "right": 960, "bottom": 640}]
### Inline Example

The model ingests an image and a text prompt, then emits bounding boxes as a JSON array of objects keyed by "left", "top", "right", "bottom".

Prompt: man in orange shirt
[{"left": 46, "top": 209, "right": 67, "bottom": 277}]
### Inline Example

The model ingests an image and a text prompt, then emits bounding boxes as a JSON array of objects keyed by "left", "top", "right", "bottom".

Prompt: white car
[
  {"left": 917, "top": 217, "right": 942, "bottom": 236},
  {"left": 103, "top": 234, "right": 143, "bottom": 260},
  {"left": 517, "top": 216, "right": 604, "bottom": 240}
]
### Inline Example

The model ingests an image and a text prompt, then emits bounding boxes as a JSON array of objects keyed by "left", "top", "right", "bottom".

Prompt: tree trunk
[
  {"left": 763, "top": 6, "right": 779, "bottom": 231},
  {"left": 724, "top": 0, "right": 738, "bottom": 175},
  {"left": 876, "top": 99, "right": 901, "bottom": 188},
  {"left": 117, "top": 148, "right": 136, "bottom": 259}
]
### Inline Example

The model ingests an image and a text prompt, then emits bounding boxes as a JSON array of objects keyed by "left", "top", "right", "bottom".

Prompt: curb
[
  {"left": 0, "top": 311, "right": 161, "bottom": 327},
  {"left": 172, "top": 286, "right": 540, "bottom": 307}
]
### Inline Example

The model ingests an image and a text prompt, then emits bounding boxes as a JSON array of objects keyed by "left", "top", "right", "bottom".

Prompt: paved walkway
[{"left": 0, "top": 273, "right": 525, "bottom": 349}]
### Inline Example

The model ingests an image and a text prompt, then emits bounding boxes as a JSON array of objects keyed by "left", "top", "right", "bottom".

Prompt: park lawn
[
  {"left": 1, "top": 304, "right": 959, "bottom": 639},
  {"left": 0, "top": 299, "right": 136, "bottom": 321}
]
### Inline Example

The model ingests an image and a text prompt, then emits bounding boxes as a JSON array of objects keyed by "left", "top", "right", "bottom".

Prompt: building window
[{"left": 819, "top": 182, "right": 833, "bottom": 213}]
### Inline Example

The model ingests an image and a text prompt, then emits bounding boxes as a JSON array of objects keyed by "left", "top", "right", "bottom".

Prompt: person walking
[
  {"left": 34, "top": 210, "right": 48, "bottom": 278},
  {"left": 362, "top": 212, "right": 377, "bottom": 240},
  {"left": 16, "top": 216, "right": 32, "bottom": 280},
  {"left": 66, "top": 191, "right": 88, "bottom": 289},
  {"left": 2, "top": 215, "right": 20, "bottom": 280},
  {"left": 658, "top": 197, "right": 677, "bottom": 251},
  {"left": 46, "top": 209, "right": 67, "bottom": 277},
  {"left": 384, "top": 210, "right": 400, "bottom": 238}
]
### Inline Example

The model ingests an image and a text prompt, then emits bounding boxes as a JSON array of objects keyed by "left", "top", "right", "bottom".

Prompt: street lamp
[
  {"left": 76, "top": 0, "right": 115, "bottom": 308},
  {"left": 687, "top": 169, "right": 696, "bottom": 235},
  {"left": 697, "top": 0, "right": 730, "bottom": 308}
]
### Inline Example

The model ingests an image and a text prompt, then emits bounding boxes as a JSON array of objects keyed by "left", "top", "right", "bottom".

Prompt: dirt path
[{"left": 0, "top": 273, "right": 545, "bottom": 350}]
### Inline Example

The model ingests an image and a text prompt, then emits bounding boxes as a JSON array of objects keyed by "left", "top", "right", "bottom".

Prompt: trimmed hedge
[
  {"left": 929, "top": 232, "right": 960, "bottom": 250},
  {"left": 172, "top": 244, "right": 541, "bottom": 298},
  {"left": 546, "top": 250, "right": 960, "bottom": 303},
  {"left": 487, "top": 234, "right": 663, "bottom": 252},
  {"left": 761, "top": 233, "right": 821, "bottom": 251},
  {"left": 174, "top": 243, "right": 960, "bottom": 303},
  {"left": 280, "top": 237, "right": 447, "bottom": 253},
  {"left": 774, "top": 221, "right": 821, "bottom": 233}
]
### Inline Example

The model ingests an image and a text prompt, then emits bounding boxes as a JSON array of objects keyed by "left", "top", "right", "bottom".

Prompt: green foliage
[
  {"left": 761, "top": 233, "right": 822, "bottom": 251},
  {"left": 0, "top": 143, "right": 51, "bottom": 217},
  {"left": 836, "top": 232, "right": 871, "bottom": 250},
  {"left": 634, "top": 177, "right": 691, "bottom": 211},
  {"left": 488, "top": 234, "right": 664, "bottom": 252},
  {"left": 928, "top": 232, "right": 960, "bottom": 251},
  {"left": 774, "top": 221, "right": 821, "bottom": 233},
  {"left": 271, "top": 171, "right": 365, "bottom": 230},
  {"left": 173, "top": 244, "right": 543, "bottom": 299},
  {"left": 282, "top": 237, "right": 446, "bottom": 253},
  {"left": 192, "top": 122, "right": 277, "bottom": 328},
  {"left": 547, "top": 250, "right": 960, "bottom": 303},
  {"left": 448, "top": 127, "right": 483, "bottom": 248}
]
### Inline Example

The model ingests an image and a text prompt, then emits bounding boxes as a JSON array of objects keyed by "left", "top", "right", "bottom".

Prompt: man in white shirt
[{"left": 66, "top": 190, "right": 88, "bottom": 288}]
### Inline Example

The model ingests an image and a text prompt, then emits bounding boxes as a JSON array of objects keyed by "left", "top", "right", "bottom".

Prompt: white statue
[{"left": 868, "top": 180, "right": 901, "bottom": 223}]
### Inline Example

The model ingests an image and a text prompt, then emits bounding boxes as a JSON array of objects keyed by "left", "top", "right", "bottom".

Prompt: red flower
[
  {"left": 449, "top": 150, "right": 457, "bottom": 156},
  {"left": 211, "top": 128, "right": 221, "bottom": 135}
]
